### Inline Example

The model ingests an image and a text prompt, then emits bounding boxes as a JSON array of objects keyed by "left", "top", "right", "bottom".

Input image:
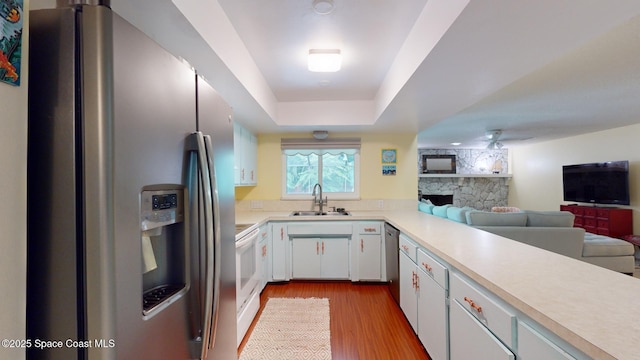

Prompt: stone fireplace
[{"left": 418, "top": 148, "right": 510, "bottom": 211}]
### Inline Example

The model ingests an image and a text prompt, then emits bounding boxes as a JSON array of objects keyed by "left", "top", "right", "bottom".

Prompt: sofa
[{"left": 418, "top": 202, "right": 635, "bottom": 273}]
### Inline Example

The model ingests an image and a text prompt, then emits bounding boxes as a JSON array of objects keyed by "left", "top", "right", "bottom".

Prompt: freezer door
[{"left": 196, "top": 76, "right": 238, "bottom": 359}]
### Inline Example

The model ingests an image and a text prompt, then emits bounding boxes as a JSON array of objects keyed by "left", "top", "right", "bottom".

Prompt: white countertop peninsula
[{"left": 236, "top": 209, "right": 640, "bottom": 359}]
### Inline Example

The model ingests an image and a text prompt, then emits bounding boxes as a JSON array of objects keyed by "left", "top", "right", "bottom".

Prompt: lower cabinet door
[
  {"left": 321, "top": 238, "right": 350, "bottom": 279},
  {"left": 450, "top": 300, "right": 515, "bottom": 360},
  {"left": 291, "top": 237, "right": 321, "bottom": 278},
  {"left": 417, "top": 273, "right": 448, "bottom": 360},
  {"left": 399, "top": 252, "right": 418, "bottom": 332}
]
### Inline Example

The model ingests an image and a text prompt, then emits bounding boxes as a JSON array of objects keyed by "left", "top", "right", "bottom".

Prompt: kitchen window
[{"left": 281, "top": 138, "right": 360, "bottom": 200}]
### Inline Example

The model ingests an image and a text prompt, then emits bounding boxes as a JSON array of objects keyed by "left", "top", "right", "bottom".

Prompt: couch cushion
[
  {"left": 466, "top": 211, "right": 528, "bottom": 226},
  {"left": 582, "top": 233, "right": 635, "bottom": 257},
  {"left": 446, "top": 206, "right": 470, "bottom": 224},
  {"left": 418, "top": 202, "right": 435, "bottom": 214},
  {"left": 431, "top": 205, "right": 451, "bottom": 218},
  {"left": 524, "top": 210, "right": 574, "bottom": 227}
]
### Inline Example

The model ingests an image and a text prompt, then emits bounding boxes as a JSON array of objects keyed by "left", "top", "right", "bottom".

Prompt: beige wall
[
  {"left": 509, "top": 123, "right": 640, "bottom": 232},
  {"left": 0, "top": 1, "right": 28, "bottom": 359},
  {"left": 235, "top": 132, "right": 418, "bottom": 201}
]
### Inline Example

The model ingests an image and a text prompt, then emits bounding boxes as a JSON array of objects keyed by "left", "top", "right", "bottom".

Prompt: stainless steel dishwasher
[{"left": 384, "top": 222, "right": 400, "bottom": 304}]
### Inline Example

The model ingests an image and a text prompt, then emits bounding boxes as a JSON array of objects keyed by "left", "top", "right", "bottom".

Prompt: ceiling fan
[{"left": 483, "top": 129, "right": 533, "bottom": 149}]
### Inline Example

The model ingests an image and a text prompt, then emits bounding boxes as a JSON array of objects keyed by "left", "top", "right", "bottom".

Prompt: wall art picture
[
  {"left": 381, "top": 148, "right": 397, "bottom": 164},
  {"left": 382, "top": 165, "right": 396, "bottom": 176},
  {"left": 0, "top": 0, "right": 22, "bottom": 86}
]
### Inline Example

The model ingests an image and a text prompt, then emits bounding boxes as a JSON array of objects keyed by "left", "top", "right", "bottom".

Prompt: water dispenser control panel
[{"left": 141, "top": 187, "right": 185, "bottom": 231}]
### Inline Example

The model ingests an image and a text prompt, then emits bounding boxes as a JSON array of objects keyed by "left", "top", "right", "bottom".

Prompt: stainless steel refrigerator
[{"left": 27, "top": 2, "right": 237, "bottom": 359}]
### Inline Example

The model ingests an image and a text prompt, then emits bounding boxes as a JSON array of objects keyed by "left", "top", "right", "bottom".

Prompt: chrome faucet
[{"left": 311, "top": 183, "right": 327, "bottom": 213}]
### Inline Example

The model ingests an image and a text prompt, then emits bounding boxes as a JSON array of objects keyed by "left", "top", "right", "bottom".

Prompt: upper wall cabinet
[{"left": 234, "top": 122, "right": 257, "bottom": 186}]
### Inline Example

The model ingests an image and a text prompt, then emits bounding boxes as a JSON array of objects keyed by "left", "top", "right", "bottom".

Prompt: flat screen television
[{"left": 562, "top": 160, "right": 630, "bottom": 205}]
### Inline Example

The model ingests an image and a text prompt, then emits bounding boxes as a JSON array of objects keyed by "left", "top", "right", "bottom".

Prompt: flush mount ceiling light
[
  {"left": 312, "top": 0, "right": 335, "bottom": 15},
  {"left": 308, "top": 49, "right": 341, "bottom": 72},
  {"left": 313, "top": 130, "right": 329, "bottom": 140}
]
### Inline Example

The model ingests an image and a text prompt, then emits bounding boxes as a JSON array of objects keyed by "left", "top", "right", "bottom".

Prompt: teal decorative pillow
[
  {"left": 446, "top": 206, "right": 469, "bottom": 223},
  {"left": 432, "top": 205, "right": 451, "bottom": 218},
  {"left": 418, "top": 202, "right": 435, "bottom": 214},
  {"left": 466, "top": 211, "right": 528, "bottom": 226},
  {"left": 524, "top": 210, "right": 575, "bottom": 227}
]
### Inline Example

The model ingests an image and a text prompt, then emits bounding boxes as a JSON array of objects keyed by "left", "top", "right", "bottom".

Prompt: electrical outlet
[
  {"left": 250, "top": 200, "right": 263, "bottom": 209},
  {"left": 377, "top": 200, "right": 384, "bottom": 209}
]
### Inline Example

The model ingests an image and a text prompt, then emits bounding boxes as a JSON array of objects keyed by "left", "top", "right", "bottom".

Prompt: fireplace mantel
[{"left": 419, "top": 174, "right": 512, "bottom": 178}]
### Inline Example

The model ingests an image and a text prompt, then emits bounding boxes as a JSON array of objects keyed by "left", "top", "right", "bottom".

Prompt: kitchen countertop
[{"left": 236, "top": 209, "right": 640, "bottom": 359}]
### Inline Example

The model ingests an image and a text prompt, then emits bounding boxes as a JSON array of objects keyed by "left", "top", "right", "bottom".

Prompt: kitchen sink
[{"left": 289, "top": 210, "right": 351, "bottom": 216}]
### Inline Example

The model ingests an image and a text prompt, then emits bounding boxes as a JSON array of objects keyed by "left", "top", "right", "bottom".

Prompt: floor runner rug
[{"left": 239, "top": 297, "right": 331, "bottom": 360}]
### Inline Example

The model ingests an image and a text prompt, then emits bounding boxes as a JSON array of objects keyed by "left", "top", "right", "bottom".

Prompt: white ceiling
[{"left": 167, "top": 0, "right": 640, "bottom": 148}]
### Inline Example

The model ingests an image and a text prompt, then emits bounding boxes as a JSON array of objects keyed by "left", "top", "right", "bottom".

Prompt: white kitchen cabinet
[
  {"left": 291, "top": 237, "right": 350, "bottom": 279},
  {"left": 233, "top": 122, "right": 257, "bottom": 186},
  {"left": 399, "top": 250, "right": 419, "bottom": 332},
  {"left": 400, "top": 239, "right": 449, "bottom": 360},
  {"left": 449, "top": 299, "right": 515, "bottom": 360},
  {"left": 517, "top": 321, "right": 576, "bottom": 360},
  {"left": 416, "top": 249, "right": 448, "bottom": 360},
  {"left": 258, "top": 223, "right": 270, "bottom": 291},
  {"left": 354, "top": 222, "right": 383, "bottom": 281},
  {"left": 270, "top": 223, "right": 289, "bottom": 281}
]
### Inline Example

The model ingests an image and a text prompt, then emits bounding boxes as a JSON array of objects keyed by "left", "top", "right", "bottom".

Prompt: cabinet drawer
[
  {"left": 399, "top": 234, "right": 418, "bottom": 262},
  {"left": 417, "top": 248, "right": 448, "bottom": 289},
  {"left": 597, "top": 220, "right": 609, "bottom": 229},
  {"left": 583, "top": 218, "right": 596, "bottom": 227},
  {"left": 583, "top": 207, "right": 596, "bottom": 218},
  {"left": 259, "top": 225, "right": 270, "bottom": 241},
  {"left": 450, "top": 273, "right": 516, "bottom": 348},
  {"left": 596, "top": 208, "right": 610, "bottom": 218},
  {"left": 573, "top": 217, "right": 583, "bottom": 227},
  {"left": 450, "top": 300, "right": 515, "bottom": 360},
  {"left": 356, "top": 222, "right": 381, "bottom": 234}
]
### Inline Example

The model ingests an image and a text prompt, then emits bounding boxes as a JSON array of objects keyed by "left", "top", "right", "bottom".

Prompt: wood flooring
[{"left": 238, "top": 281, "right": 431, "bottom": 360}]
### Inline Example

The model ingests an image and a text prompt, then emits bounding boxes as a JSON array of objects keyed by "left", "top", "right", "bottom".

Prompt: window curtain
[{"left": 281, "top": 137, "right": 361, "bottom": 155}]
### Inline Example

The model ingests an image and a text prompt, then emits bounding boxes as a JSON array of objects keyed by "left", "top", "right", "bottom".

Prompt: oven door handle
[{"left": 236, "top": 228, "right": 260, "bottom": 250}]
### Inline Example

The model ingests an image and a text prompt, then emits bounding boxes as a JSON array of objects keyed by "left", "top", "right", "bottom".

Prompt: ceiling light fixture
[
  {"left": 312, "top": 0, "right": 335, "bottom": 15},
  {"left": 313, "top": 130, "right": 329, "bottom": 140},
  {"left": 308, "top": 49, "right": 341, "bottom": 72},
  {"left": 486, "top": 141, "right": 504, "bottom": 150}
]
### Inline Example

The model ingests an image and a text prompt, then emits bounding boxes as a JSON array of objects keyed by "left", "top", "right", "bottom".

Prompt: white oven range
[{"left": 235, "top": 226, "right": 261, "bottom": 345}]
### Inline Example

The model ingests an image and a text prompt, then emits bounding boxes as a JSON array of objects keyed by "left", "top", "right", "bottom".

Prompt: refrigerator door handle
[
  {"left": 203, "top": 134, "right": 222, "bottom": 351},
  {"left": 187, "top": 131, "right": 215, "bottom": 360}
]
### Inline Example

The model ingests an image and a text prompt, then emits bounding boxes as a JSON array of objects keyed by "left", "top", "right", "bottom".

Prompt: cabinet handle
[
  {"left": 316, "top": 242, "right": 320, "bottom": 255},
  {"left": 280, "top": 228, "right": 284, "bottom": 240},
  {"left": 464, "top": 296, "right": 482, "bottom": 313},
  {"left": 251, "top": 170, "right": 254, "bottom": 181},
  {"left": 364, "top": 227, "right": 376, "bottom": 232},
  {"left": 412, "top": 271, "right": 417, "bottom": 288},
  {"left": 322, "top": 241, "right": 325, "bottom": 255},
  {"left": 402, "top": 245, "right": 409, "bottom": 252},
  {"left": 421, "top": 262, "right": 432, "bottom": 272},
  {"left": 360, "top": 238, "right": 364, "bottom": 252},
  {"left": 241, "top": 168, "right": 245, "bottom": 180}
]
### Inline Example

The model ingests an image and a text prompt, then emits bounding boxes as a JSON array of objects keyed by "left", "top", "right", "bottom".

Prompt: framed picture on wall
[{"left": 381, "top": 149, "right": 397, "bottom": 164}]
